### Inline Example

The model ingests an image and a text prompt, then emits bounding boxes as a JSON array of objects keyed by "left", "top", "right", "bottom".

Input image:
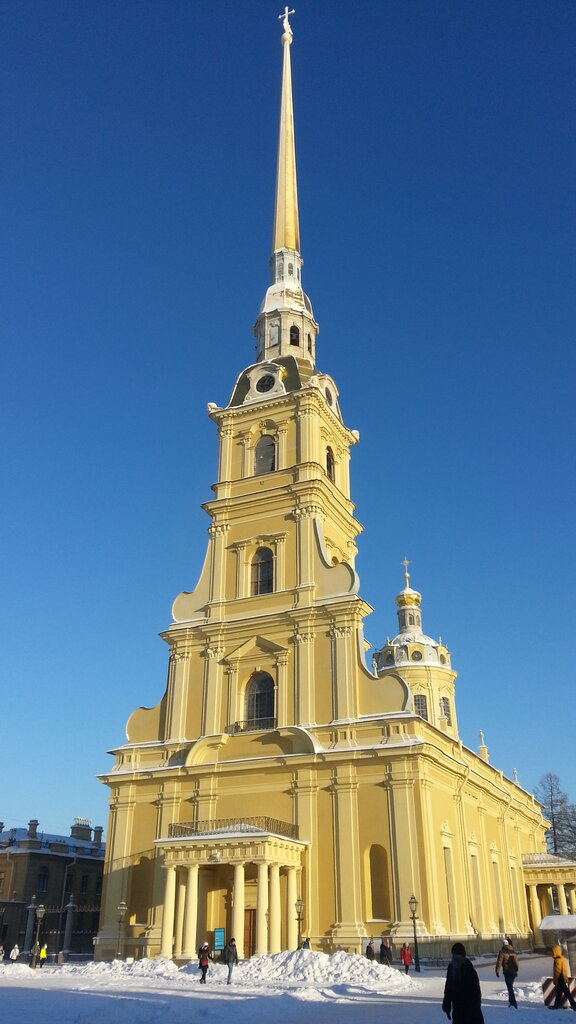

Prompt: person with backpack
[
  {"left": 223, "top": 937, "right": 238, "bottom": 985},
  {"left": 496, "top": 939, "right": 518, "bottom": 1008},
  {"left": 551, "top": 944, "right": 576, "bottom": 1010},
  {"left": 442, "top": 942, "right": 485, "bottom": 1024}
]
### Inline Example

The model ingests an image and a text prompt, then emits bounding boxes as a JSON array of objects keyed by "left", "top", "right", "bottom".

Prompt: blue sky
[{"left": 1, "top": 0, "right": 575, "bottom": 839}]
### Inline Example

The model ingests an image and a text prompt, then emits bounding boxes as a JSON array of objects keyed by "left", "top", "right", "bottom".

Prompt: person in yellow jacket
[
  {"left": 552, "top": 945, "right": 576, "bottom": 1011},
  {"left": 39, "top": 944, "right": 48, "bottom": 967}
]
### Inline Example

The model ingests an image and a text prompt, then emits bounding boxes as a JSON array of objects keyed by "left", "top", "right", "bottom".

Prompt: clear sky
[{"left": 2, "top": 0, "right": 575, "bottom": 839}]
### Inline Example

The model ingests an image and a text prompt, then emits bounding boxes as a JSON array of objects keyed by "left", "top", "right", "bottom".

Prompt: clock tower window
[
  {"left": 326, "top": 446, "right": 335, "bottom": 482},
  {"left": 255, "top": 434, "right": 276, "bottom": 475},
  {"left": 251, "top": 547, "right": 274, "bottom": 595},
  {"left": 289, "top": 325, "right": 300, "bottom": 346}
]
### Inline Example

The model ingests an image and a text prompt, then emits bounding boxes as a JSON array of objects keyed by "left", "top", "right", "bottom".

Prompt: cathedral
[{"left": 96, "top": 14, "right": 573, "bottom": 961}]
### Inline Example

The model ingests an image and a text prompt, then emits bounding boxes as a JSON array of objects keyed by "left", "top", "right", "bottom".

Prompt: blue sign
[{"left": 213, "top": 927, "right": 225, "bottom": 951}]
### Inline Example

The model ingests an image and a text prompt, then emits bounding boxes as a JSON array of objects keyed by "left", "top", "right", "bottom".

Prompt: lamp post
[
  {"left": 408, "top": 893, "right": 421, "bottom": 973},
  {"left": 295, "top": 897, "right": 304, "bottom": 949},
  {"left": 30, "top": 904, "right": 46, "bottom": 969},
  {"left": 116, "top": 900, "right": 127, "bottom": 959}
]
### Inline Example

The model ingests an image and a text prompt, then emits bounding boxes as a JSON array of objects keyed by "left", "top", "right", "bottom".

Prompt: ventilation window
[
  {"left": 411, "top": 650, "right": 422, "bottom": 661},
  {"left": 414, "top": 694, "right": 428, "bottom": 720},
  {"left": 245, "top": 671, "right": 275, "bottom": 729},
  {"left": 409, "top": 614, "right": 415, "bottom": 625},
  {"left": 255, "top": 435, "right": 276, "bottom": 475},
  {"left": 326, "top": 446, "right": 335, "bottom": 482},
  {"left": 288, "top": 262, "right": 294, "bottom": 276},
  {"left": 325, "top": 388, "right": 333, "bottom": 406},
  {"left": 385, "top": 653, "right": 394, "bottom": 666},
  {"left": 440, "top": 696, "right": 452, "bottom": 726},
  {"left": 251, "top": 547, "right": 274, "bottom": 595},
  {"left": 440, "top": 654, "right": 446, "bottom": 665},
  {"left": 290, "top": 325, "right": 300, "bottom": 346}
]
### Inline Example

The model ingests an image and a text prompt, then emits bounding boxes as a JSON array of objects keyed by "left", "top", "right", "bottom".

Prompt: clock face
[{"left": 256, "top": 374, "right": 275, "bottom": 393}]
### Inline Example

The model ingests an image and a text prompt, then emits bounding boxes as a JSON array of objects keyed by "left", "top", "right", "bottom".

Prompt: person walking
[
  {"left": 380, "top": 938, "right": 392, "bottom": 966},
  {"left": 401, "top": 943, "right": 413, "bottom": 974},
  {"left": 366, "top": 938, "right": 375, "bottom": 960},
  {"left": 496, "top": 939, "right": 518, "bottom": 1008},
  {"left": 9, "top": 944, "right": 19, "bottom": 963},
  {"left": 301, "top": 937, "right": 310, "bottom": 949},
  {"left": 0, "top": 944, "right": 4, "bottom": 961},
  {"left": 223, "top": 937, "right": 238, "bottom": 985},
  {"left": 442, "top": 942, "right": 485, "bottom": 1024},
  {"left": 39, "top": 944, "right": 48, "bottom": 968},
  {"left": 198, "top": 942, "right": 210, "bottom": 984},
  {"left": 551, "top": 944, "right": 576, "bottom": 1010}
]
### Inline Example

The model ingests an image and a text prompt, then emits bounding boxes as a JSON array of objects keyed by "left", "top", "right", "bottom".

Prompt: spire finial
[
  {"left": 279, "top": 7, "right": 295, "bottom": 40},
  {"left": 401, "top": 556, "right": 411, "bottom": 588}
]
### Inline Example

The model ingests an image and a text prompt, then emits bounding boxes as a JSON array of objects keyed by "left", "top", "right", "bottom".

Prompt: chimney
[
  {"left": 28, "top": 819, "right": 39, "bottom": 839},
  {"left": 70, "top": 817, "right": 92, "bottom": 841},
  {"left": 92, "top": 826, "right": 103, "bottom": 847}
]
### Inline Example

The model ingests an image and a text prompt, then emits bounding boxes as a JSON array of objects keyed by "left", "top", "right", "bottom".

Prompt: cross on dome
[{"left": 279, "top": 7, "right": 295, "bottom": 37}]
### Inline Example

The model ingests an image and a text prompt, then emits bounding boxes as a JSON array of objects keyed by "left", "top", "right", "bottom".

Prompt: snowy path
[{"left": 0, "top": 950, "right": 562, "bottom": 1024}]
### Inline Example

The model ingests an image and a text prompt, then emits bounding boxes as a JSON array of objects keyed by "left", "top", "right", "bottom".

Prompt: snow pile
[
  {"left": 57, "top": 957, "right": 182, "bottom": 981},
  {"left": 232, "top": 949, "right": 415, "bottom": 990}
]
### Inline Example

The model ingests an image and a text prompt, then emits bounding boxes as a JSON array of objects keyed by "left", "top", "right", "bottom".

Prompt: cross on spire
[
  {"left": 279, "top": 7, "right": 295, "bottom": 37},
  {"left": 401, "top": 556, "right": 411, "bottom": 587}
]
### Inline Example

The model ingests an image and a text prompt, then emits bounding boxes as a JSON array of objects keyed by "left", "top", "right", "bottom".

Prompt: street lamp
[
  {"left": 30, "top": 904, "right": 46, "bottom": 969},
  {"left": 116, "top": 900, "right": 127, "bottom": 959},
  {"left": 408, "top": 893, "right": 421, "bottom": 973},
  {"left": 295, "top": 897, "right": 304, "bottom": 949}
]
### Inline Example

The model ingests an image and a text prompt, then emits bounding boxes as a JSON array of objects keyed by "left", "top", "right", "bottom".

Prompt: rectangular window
[
  {"left": 0, "top": 872, "right": 5, "bottom": 894},
  {"left": 414, "top": 694, "right": 428, "bottom": 720},
  {"left": 80, "top": 874, "right": 89, "bottom": 896},
  {"left": 440, "top": 696, "right": 452, "bottom": 726}
]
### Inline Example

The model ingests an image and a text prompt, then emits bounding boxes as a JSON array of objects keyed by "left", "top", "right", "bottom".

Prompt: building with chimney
[
  {"left": 95, "top": 14, "right": 575, "bottom": 961},
  {"left": 0, "top": 818, "right": 104, "bottom": 959}
]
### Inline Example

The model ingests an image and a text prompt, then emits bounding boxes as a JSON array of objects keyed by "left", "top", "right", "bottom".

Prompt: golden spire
[{"left": 273, "top": 8, "right": 300, "bottom": 253}]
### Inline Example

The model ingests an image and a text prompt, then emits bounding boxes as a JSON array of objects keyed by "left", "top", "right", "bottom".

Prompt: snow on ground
[{"left": 0, "top": 950, "right": 564, "bottom": 1024}]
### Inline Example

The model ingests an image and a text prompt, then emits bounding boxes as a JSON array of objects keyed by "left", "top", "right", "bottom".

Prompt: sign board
[{"left": 213, "top": 928, "right": 225, "bottom": 951}]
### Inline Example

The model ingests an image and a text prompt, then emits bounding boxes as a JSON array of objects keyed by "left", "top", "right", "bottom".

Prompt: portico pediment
[{"left": 224, "top": 635, "right": 288, "bottom": 662}]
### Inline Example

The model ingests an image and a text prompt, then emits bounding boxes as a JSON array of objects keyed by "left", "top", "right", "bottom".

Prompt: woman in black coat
[{"left": 442, "top": 942, "right": 485, "bottom": 1024}]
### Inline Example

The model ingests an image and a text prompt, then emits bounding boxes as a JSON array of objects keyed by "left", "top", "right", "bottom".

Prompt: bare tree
[{"left": 535, "top": 773, "right": 576, "bottom": 857}]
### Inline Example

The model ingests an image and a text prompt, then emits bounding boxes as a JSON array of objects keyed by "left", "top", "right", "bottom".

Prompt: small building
[{"left": 0, "top": 818, "right": 105, "bottom": 958}]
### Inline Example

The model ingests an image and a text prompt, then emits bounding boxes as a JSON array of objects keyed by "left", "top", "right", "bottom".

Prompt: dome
[{"left": 390, "top": 631, "right": 438, "bottom": 647}]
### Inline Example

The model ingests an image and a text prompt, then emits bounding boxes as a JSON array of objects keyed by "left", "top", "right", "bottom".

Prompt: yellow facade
[{"left": 96, "top": 16, "right": 553, "bottom": 961}]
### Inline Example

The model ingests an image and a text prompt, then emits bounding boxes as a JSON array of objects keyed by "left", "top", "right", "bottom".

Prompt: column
[
  {"left": 166, "top": 647, "right": 193, "bottom": 741},
  {"left": 208, "top": 522, "right": 229, "bottom": 609},
  {"left": 231, "top": 862, "right": 245, "bottom": 960},
  {"left": 294, "top": 630, "right": 314, "bottom": 726},
  {"left": 159, "top": 865, "right": 177, "bottom": 958},
  {"left": 286, "top": 867, "right": 298, "bottom": 950},
  {"left": 275, "top": 534, "right": 286, "bottom": 591},
  {"left": 217, "top": 423, "right": 234, "bottom": 483},
  {"left": 173, "top": 869, "right": 187, "bottom": 958},
  {"left": 330, "top": 764, "right": 364, "bottom": 941},
  {"left": 269, "top": 863, "right": 281, "bottom": 953},
  {"left": 226, "top": 662, "right": 239, "bottom": 730},
  {"left": 568, "top": 885, "right": 576, "bottom": 914},
  {"left": 255, "top": 862, "right": 269, "bottom": 955},
  {"left": 203, "top": 644, "right": 224, "bottom": 736},
  {"left": 234, "top": 542, "right": 248, "bottom": 598},
  {"left": 63, "top": 899, "right": 75, "bottom": 957},
  {"left": 528, "top": 884, "right": 543, "bottom": 946},
  {"left": 329, "top": 623, "right": 357, "bottom": 721},
  {"left": 182, "top": 864, "right": 199, "bottom": 959},
  {"left": 277, "top": 424, "right": 287, "bottom": 470},
  {"left": 276, "top": 653, "right": 288, "bottom": 727},
  {"left": 557, "top": 883, "right": 569, "bottom": 916},
  {"left": 543, "top": 885, "right": 554, "bottom": 916}
]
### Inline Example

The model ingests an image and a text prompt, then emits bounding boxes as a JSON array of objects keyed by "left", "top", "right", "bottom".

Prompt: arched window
[
  {"left": 326, "top": 446, "right": 335, "bottom": 482},
  {"left": 414, "top": 694, "right": 428, "bottom": 721},
  {"left": 440, "top": 696, "right": 452, "bottom": 726},
  {"left": 37, "top": 866, "right": 48, "bottom": 893},
  {"left": 369, "top": 845, "right": 390, "bottom": 920},
  {"left": 245, "top": 671, "right": 275, "bottom": 728},
  {"left": 251, "top": 547, "right": 273, "bottom": 595},
  {"left": 290, "top": 325, "right": 300, "bottom": 346},
  {"left": 255, "top": 434, "right": 276, "bottom": 475}
]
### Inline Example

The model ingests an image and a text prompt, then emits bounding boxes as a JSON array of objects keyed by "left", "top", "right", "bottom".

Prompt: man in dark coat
[
  {"left": 380, "top": 938, "right": 392, "bottom": 966},
  {"left": 442, "top": 942, "right": 485, "bottom": 1024},
  {"left": 365, "top": 939, "right": 375, "bottom": 960},
  {"left": 223, "top": 937, "right": 238, "bottom": 985},
  {"left": 496, "top": 939, "right": 518, "bottom": 1008}
]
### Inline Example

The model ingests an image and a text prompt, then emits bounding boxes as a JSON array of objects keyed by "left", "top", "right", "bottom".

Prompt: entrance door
[{"left": 243, "top": 908, "right": 256, "bottom": 958}]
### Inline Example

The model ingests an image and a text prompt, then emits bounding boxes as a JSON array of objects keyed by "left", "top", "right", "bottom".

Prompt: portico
[
  {"left": 523, "top": 853, "right": 576, "bottom": 947},
  {"left": 156, "top": 819, "right": 306, "bottom": 959}
]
